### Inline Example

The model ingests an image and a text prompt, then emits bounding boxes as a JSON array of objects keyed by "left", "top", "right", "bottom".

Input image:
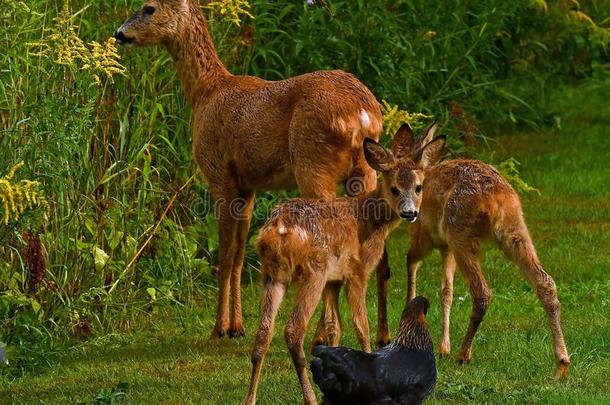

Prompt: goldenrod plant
[
  {"left": 205, "top": 0, "right": 254, "bottom": 26},
  {"left": 380, "top": 100, "right": 429, "bottom": 139},
  {"left": 0, "top": 162, "right": 47, "bottom": 225},
  {"left": 29, "top": 3, "right": 126, "bottom": 85}
]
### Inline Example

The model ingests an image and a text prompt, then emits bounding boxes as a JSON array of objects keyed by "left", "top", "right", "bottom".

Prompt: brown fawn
[
  {"left": 243, "top": 126, "right": 446, "bottom": 405},
  {"left": 114, "top": 0, "right": 394, "bottom": 343},
  {"left": 402, "top": 129, "right": 570, "bottom": 378}
]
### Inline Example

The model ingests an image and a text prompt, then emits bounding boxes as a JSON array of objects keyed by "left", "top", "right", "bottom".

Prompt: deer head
[
  {"left": 114, "top": 0, "right": 192, "bottom": 46},
  {"left": 363, "top": 122, "right": 445, "bottom": 222}
]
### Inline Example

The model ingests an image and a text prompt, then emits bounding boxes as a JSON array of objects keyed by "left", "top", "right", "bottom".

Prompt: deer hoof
[
  {"left": 211, "top": 326, "right": 227, "bottom": 339},
  {"left": 228, "top": 326, "right": 245, "bottom": 338},
  {"left": 554, "top": 359, "right": 570, "bottom": 380}
]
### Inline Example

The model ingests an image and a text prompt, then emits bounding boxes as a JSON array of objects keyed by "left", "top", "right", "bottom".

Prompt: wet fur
[
  {"left": 116, "top": 0, "right": 384, "bottom": 340},
  {"left": 405, "top": 157, "right": 570, "bottom": 378}
]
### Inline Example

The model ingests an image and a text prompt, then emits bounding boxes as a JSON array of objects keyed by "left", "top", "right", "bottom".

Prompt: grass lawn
[{"left": 2, "top": 84, "right": 610, "bottom": 404}]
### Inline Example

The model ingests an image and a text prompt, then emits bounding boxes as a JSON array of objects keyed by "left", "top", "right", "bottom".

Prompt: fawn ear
[
  {"left": 392, "top": 123, "right": 416, "bottom": 159},
  {"left": 364, "top": 138, "right": 395, "bottom": 172},
  {"left": 417, "top": 121, "right": 438, "bottom": 149},
  {"left": 419, "top": 135, "right": 446, "bottom": 168}
]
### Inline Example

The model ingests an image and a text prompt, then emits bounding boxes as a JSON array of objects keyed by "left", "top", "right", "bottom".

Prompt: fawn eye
[
  {"left": 144, "top": 6, "right": 156, "bottom": 16},
  {"left": 391, "top": 187, "right": 400, "bottom": 196},
  {"left": 415, "top": 184, "right": 423, "bottom": 193}
]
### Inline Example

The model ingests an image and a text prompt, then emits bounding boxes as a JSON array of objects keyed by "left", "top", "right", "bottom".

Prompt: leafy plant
[{"left": 91, "top": 381, "right": 129, "bottom": 404}]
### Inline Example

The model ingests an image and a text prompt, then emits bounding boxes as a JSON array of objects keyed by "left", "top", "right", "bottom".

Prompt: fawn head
[
  {"left": 114, "top": 0, "right": 191, "bottom": 46},
  {"left": 363, "top": 122, "right": 445, "bottom": 222}
]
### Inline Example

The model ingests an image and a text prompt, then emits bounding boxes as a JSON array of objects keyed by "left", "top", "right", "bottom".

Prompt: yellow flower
[
  {"left": 205, "top": 0, "right": 254, "bottom": 26},
  {"left": 422, "top": 31, "right": 437, "bottom": 40},
  {"left": 29, "top": 3, "right": 126, "bottom": 85},
  {"left": 0, "top": 162, "right": 48, "bottom": 225},
  {"left": 380, "top": 100, "right": 430, "bottom": 138}
]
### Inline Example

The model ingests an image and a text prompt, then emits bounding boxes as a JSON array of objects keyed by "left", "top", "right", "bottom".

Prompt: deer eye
[
  {"left": 415, "top": 184, "right": 423, "bottom": 193},
  {"left": 391, "top": 187, "right": 400, "bottom": 196},
  {"left": 144, "top": 6, "right": 156, "bottom": 16}
]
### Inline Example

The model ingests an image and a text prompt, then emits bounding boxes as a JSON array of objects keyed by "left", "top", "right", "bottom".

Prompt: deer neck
[{"left": 165, "top": 3, "right": 230, "bottom": 107}]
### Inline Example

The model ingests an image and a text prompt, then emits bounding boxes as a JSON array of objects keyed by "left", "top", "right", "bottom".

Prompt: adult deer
[
  {"left": 244, "top": 128, "right": 446, "bottom": 405},
  {"left": 114, "top": 0, "right": 393, "bottom": 342},
  {"left": 404, "top": 128, "right": 570, "bottom": 378}
]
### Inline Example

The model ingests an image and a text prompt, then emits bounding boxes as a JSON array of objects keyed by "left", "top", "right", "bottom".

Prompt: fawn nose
[{"left": 400, "top": 209, "right": 418, "bottom": 222}]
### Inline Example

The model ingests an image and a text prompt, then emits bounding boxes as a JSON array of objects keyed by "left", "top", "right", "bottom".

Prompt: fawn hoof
[
  {"left": 228, "top": 326, "right": 245, "bottom": 338},
  {"left": 376, "top": 337, "right": 391, "bottom": 349},
  {"left": 439, "top": 342, "right": 451, "bottom": 357},
  {"left": 457, "top": 349, "right": 472, "bottom": 365},
  {"left": 311, "top": 332, "right": 329, "bottom": 348},
  {"left": 439, "top": 349, "right": 451, "bottom": 358},
  {"left": 457, "top": 357, "right": 471, "bottom": 366},
  {"left": 554, "top": 358, "right": 570, "bottom": 380}
]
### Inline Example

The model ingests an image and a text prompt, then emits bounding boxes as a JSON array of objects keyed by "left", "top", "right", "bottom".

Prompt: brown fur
[
  {"left": 115, "top": 0, "right": 389, "bottom": 340},
  {"left": 243, "top": 130, "right": 445, "bottom": 405},
  {"left": 405, "top": 155, "right": 570, "bottom": 379}
]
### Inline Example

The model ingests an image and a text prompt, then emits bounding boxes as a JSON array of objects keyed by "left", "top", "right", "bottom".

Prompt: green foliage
[
  {"left": 0, "top": 0, "right": 608, "bottom": 374},
  {"left": 495, "top": 157, "right": 540, "bottom": 195},
  {"left": 92, "top": 381, "right": 129, "bottom": 404},
  {"left": 244, "top": 0, "right": 609, "bottom": 128}
]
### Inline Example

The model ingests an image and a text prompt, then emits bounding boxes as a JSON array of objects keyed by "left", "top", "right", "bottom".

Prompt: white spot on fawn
[
  {"left": 278, "top": 226, "right": 287, "bottom": 235},
  {"left": 293, "top": 226, "right": 309, "bottom": 241},
  {"left": 359, "top": 109, "right": 371, "bottom": 129}
]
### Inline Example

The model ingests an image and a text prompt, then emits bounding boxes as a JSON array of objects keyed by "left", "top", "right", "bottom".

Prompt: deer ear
[
  {"left": 391, "top": 123, "right": 415, "bottom": 159},
  {"left": 364, "top": 138, "right": 395, "bottom": 172},
  {"left": 419, "top": 135, "right": 446, "bottom": 168},
  {"left": 417, "top": 121, "right": 438, "bottom": 149}
]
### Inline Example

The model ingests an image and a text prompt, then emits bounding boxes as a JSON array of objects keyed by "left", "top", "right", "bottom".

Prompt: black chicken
[{"left": 310, "top": 296, "right": 436, "bottom": 405}]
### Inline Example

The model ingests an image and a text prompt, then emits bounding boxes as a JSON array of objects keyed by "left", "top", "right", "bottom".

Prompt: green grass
[{"left": 2, "top": 85, "right": 610, "bottom": 404}]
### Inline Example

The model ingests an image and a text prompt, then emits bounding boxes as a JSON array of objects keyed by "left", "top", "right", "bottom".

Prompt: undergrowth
[{"left": 0, "top": 0, "right": 608, "bottom": 371}]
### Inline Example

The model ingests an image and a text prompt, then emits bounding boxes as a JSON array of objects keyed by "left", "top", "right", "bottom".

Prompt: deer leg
[
  {"left": 244, "top": 280, "right": 287, "bottom": 405},
  {"left": 406, "top": 224, "right": 433, "bottom": 301},
  {"left": 211, "top": 195, "right": 239, "bottom": 338},
  {"left": 228, "top": 190, "right": 255, "bottom": 338},
  {"left": 285, "top": 269, "right": 326, "bottom": 405},
  {"left": 346, "top": 275, "right": 372, "bottom": 352},
  {"left": 454, "top": 248, "right": 491, "bottom": 364},
  {"left": 311, "top": 282, "right": 342, "bottom": 348},
  {"left": 375, "top": 248, "right": 391, "bottom": 348},
  {"left": 497, "top": 225, "right": 570, "bottom": 378},
  {"left": 439, "top": 248, "right": 456, "bottom": 357}
]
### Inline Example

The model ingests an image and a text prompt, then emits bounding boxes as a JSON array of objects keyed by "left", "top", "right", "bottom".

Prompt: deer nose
[
  {"left": 113, "top": 30, "right": 132, "bottom": 45},
  {"left": 400, "top": 210, "right": 418, "bottom": 222}
]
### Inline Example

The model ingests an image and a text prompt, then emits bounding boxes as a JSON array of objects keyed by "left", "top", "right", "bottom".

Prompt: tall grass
[{"left": 0, "top": 0, "right": 608, "bottom": 370}]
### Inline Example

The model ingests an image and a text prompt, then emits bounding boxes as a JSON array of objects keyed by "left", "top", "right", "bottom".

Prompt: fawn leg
[
  {"left": 346, "top": 275, "right": 372, "bottom": 352},
  {"left": 285, "top": 270, "right": 326, "bottom": 405},
  {"left": 297, "top": 172, "right": 340, "bottom": 347},
  {"left": 244, "top": 280, "right": 286, "bottom": 405},
  {"left": 439, "top": 248, "right": 456, "bottom": 356},
  {"left": 406, "top": 223, "right": 433, "bottom": 301},
  {"left": 497, "top": 224, "right": 570, "bottom": 378},
  {"left": 453, "top": 246, "right": 492, "bottom": 364},
  {"left": 375, "top": 248, "right": 391, "bottom": 347},
  {"left": 229, "top": 190, "right": 255, "bottom": 337},
  {"left": 312, "top": 282, "right": 342, "bottom": 348}
]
